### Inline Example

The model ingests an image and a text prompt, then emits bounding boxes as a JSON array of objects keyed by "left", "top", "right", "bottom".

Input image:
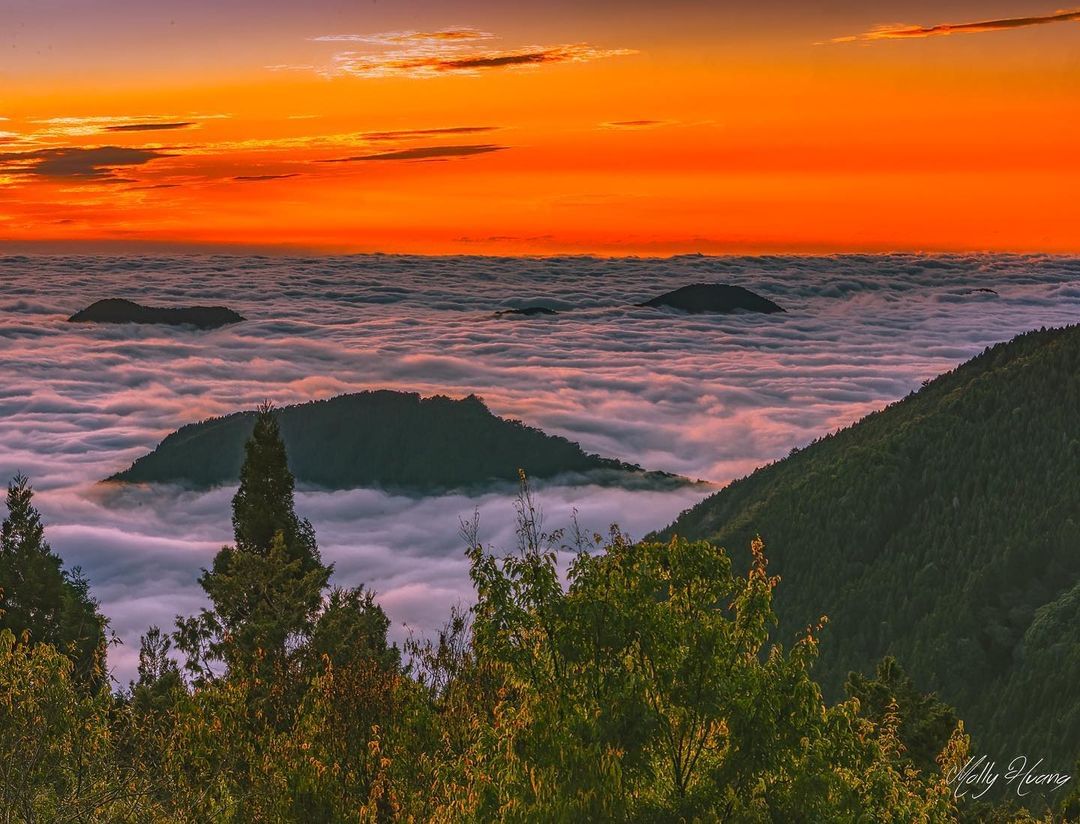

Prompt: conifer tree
[
  {"left": 129, "top": 626, "right": 183, "bottom": 713},
  {"left": 0, "top": 475, "right": 106, "bottom": 690},
  {"left": 177, "top": 405, "right": 331, "bottom": 682},
  {"left": 231, "top": 401, "right": 321, "bottom": 573}
]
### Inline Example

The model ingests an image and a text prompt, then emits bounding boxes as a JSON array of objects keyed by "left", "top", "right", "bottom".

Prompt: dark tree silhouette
[{"left": 0, "top": 475, "right": 107, "bottom": 691}]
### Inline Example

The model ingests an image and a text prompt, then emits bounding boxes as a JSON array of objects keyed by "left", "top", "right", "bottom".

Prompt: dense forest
[
  {"left": 661, "top": 325, "right": 1080, "bottom": 772},
  {"left": 2, "top": 404, "right": 1075, "bottom": 820},
  {"left": 109, "top": 391, "right": 685, "bottom": 492}
]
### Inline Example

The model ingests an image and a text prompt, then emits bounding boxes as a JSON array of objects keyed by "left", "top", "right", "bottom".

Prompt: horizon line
[{"left": 2, "top": 240, "right": 1078, "bottom": 259}]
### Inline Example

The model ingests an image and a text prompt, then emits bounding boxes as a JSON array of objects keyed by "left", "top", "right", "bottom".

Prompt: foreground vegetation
[{"left": 1, "top": 406, "right": 1074, "bottom": 821}]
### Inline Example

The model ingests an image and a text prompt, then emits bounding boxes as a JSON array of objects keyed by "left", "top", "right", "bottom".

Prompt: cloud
[
  {"left": 361, "top": 126, "right": 500, "bottom": 141},
  {"left": 126, "top": 183, "right": 182, "bottom": 191},
  {"left": 0, "top": 146, "right": 171, "bottom": 181},
  {"left": 312, "top": 28, "right": 494, "bottom": 44},
  {"left": 603, "top": 120, "right": 673, "bottom": 130},
  {"left": 293, "top": 29, "right": 636, "bottom": 79},
  {"left": 8, "top": 253, "right": 1080, "bottom": 683},
  {"left": 330, "top": 44, "right": 637, "bottom": 78},
  {"left": 830, "top": 7, "right": 1080, "bottom": 42},
  {"left": 233, "top": 173, "right": 301, "bottom": 182},
  {"left": 320, "top": 144, "right": 507, "bottom": 163},
  {"left": 456, "top": 234, "right": 557, "bottom": 244},
  {"left": 104, "top": 122, "right": 195, "bottom": 133},
  {"left": 28, "top": 115, "right": 224, "bottom": 137}
]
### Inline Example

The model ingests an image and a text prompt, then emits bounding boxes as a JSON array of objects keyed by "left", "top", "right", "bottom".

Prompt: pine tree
[
  {"left": 200, "top": 532, "right": 329, "bottom": 676},
  {"left": 231, "top": 402, "right": 321, "bottom": 573},
  {"left": 0, "top": 475, "right": 106, "bottom": 690},
  {"left": 307, "top": 585, "right": 399, "bottom": 673},
  {"left": 177, "top": 405, "right": 331, "bottom": 683},
  {"left": 129, "top": 626, "right": 183, "bottom": 713}
]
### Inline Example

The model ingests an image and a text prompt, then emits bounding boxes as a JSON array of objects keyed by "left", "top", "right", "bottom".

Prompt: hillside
[
  {"left": 108, "top": 390, "right": 687, "bottom": 493},
  {"left": 660, "top": 325, "right": 1080, "bottom": 767}
]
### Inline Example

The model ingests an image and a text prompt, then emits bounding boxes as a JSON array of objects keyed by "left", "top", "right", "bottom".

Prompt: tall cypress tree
[
  {"left": 178, "top": 404, "right": 330, "bottom": 682},
  {"left": 231, "top": 402, "right": 321, "bottom": 572},
  {"left": 0, "top": 475, "right": 106, "bottom": 690}
]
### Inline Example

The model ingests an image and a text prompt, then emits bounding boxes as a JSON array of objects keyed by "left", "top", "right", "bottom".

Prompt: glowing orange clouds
[{"left": 2, "top": 8, "right": 1079, "bottom": 254}]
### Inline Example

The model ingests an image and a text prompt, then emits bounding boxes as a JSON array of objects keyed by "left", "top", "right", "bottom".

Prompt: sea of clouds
[{"left": 1, "top": 253, "right": 1078, "bottom": 684}]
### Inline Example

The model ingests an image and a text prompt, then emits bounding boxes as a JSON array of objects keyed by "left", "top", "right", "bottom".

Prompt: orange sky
[{"left": 1, "top": 2, "right": 1078, "bottom": 254}]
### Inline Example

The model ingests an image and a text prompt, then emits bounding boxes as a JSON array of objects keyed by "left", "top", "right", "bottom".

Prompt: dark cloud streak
[
  {"left": 362, "top": 126, "right": 499, "bottom": 141},
  {"left": 320, "top": 144, "right": 507, "bottom": 163},
  {"left": 0, "top": 146, "right": 171, "bottom": 181},
  {"left": 104, "top": 122, "right": 195, "bottom": 133},
  {"left": 833, "top": 7, "right": 1080, "bottom": 42},
  {"left": 327, "top": 43, "right": 636, "bottom": 78},
  {"left": 233, "top": 173, "right": 301, "bottom": 182}
]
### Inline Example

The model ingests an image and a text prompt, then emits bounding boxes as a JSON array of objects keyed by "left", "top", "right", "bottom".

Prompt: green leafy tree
[
  {"left": 0, "top": 475, "right": 106, "bottom": 692},
  {"left": 0, "top": 629, "right": 153, "bottom": 822},
  {"left": 129, "top": 626, "right": 183, "bottom": 714},
  {"left": 428, "top": 477, "right": 965, "bottom": 821}
]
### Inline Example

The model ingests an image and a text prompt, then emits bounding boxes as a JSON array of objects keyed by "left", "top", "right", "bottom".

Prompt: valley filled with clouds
[{"left": 2, "top": 252, "right": 1078, "bottom": 681}]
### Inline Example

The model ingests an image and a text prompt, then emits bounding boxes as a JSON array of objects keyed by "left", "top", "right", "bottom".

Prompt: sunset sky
[{"left": 2, "top": 0, "right": 1078, "bottom": 254}]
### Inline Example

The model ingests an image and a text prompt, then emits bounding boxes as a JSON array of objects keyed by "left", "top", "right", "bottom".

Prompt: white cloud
[{"left": 2, "top": 252, "right": 1079, "bottom": 683}]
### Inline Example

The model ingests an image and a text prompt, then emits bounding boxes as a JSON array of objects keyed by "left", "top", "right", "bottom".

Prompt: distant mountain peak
[
  {"left": 69, "top": 298, "right": 244, "bottom": 329},
  {"left": 638, "top": 284, "right": 784, "bottom": 314}
]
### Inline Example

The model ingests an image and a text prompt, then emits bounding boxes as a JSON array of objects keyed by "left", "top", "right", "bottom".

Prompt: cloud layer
[{"left": 2, "top": 253, "right": 1079, "bottom": 683}]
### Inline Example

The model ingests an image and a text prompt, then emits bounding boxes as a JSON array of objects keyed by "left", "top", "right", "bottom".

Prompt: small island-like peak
[
  {"left": 68, "top": 298, "right": 245, "bottom": 329},
  {"left": 638, "top": 284, "right": 784, "bottom": 314},
  {"left": 494, "top": 306, "right": 559, "bottom": 317}
]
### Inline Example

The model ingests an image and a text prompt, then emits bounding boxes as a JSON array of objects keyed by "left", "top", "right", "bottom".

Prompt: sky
[{"left": 1, "top": 0, "right": 1078, "bottom": 254}]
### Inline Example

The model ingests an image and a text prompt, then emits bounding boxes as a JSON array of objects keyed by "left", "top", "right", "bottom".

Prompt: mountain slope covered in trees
[
  {"left": 108, "top": 391, "right": 686, "bottom": 492},
  {"left": 660, "top": 325, "right": 1080, "bottom": 768}
]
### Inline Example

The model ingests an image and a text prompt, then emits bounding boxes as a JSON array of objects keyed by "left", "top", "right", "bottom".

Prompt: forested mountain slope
[{"left": 660, "top": 325, "right": 1080, "bottom": 767}]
